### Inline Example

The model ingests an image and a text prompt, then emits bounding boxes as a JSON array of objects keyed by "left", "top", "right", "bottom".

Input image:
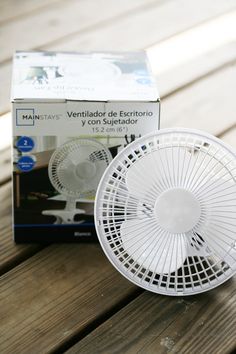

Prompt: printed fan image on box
[{"left": 42, "top": 139, "right": 112, "bottom": 224}]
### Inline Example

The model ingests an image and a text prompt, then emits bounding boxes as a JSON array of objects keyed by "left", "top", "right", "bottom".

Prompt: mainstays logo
[
  {"left": 21, "top": 114, "right": 62, "bottom": 120},
  {"left": 16, "top": 108, "right": 62, "bottom": 126}
]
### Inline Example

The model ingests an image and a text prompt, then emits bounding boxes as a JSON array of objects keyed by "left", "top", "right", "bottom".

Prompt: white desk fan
[
  {"left": 95, "top": 128, "right": 236, "bottom": 296},
  {"left": 43, "top": 138, "right": 112, "bottom": 224}
]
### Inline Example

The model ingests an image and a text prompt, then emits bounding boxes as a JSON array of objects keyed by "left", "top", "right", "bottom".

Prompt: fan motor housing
[{"left": 154, "top": 188, "right": 201, "bottom": 234}]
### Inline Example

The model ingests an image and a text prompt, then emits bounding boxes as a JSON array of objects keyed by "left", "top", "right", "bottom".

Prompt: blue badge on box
[
  {"left": 17, "top": 136, "right": 35, "bottom": 152},
  {"left": 17, "top": 156, "right": 35, "bottom": 172}
]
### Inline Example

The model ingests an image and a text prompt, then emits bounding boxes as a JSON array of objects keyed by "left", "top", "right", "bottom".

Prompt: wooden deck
[{"left": 0, "top": 1, "right": 236, "bottom": 353}]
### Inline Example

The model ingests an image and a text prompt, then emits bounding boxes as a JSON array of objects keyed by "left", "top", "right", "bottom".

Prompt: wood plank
[
  {"left": 0, "top": 112, "right": 11, "bottom": 151},
  {"left": 0, "top": 63, "right": 11, "bottom": 115},
  {"left": 148, "top": 10, "right": 236, "bottom": 97},
  {"left": 0, "top": 112, "right": 11, "bottom": 185},
  {"left": 158, "top": 43, "right": 236, "bottom": 99},
  {"left": 0, "top": 0, "right": 65, "bottom": 25},
  {"left": 0, "top": 243, "right": 139, "bottom": 354},
  {"left": 47, "top": 1, "right": 236, "bottom": 52},
  {"left": 0, "top": 0, "right": 158, "bottom": 63},
  {"left": 0, "top": 182, "right": 44, "bottom": 275},
  {"left": 220, "top": 126, "right": 236, "bottom": 148},
  {"left": 0, "top": 148, "right": 11, "bottom": 185},
  {"left": 145, "top": 285, "right": 236, "bottom": 354},
  {"left": 161, "top": 62, "right": 236, "bottom": 136},
  {"left": 66, "top": 292, "right": 193, "bottom": 354},
  {"left": 66, "top": 279, "right": 236, "bottom": 354}
]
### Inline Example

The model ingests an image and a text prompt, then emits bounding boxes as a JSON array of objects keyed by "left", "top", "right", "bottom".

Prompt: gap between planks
[{"left": 64, "top": 278, "right": 236, "bottom": 354}]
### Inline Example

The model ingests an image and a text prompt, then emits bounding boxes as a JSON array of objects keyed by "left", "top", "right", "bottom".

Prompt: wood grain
[
  {"left": 0, "top": 182, "right": 44, "bottom": 275},
  {"left": 157, "top": 41, "right": 236, "bottom": 99},
  {"left": 0, "top": 147, "right": 11, "bottom": 185},
  {"left": 0, "top": 63, "right": 11, "bottom": 115},
  {"left": 45, "top": 0, "right": 236, "bottom": 53},
  {"left": 220, "top": 127, "right": 236, "bottom": 147},
  {"left": 66, "top": 279, "right": 236, "bottom": 354},
  {"left": 162, "top": 62, "right": 236, "bottom": 136},
  {"left": 0, "top": 0, "right": 66, "bottom": 25},
  {"left": 0, "top": 243, "right": 138, "bottom": 354},
  {"left": 147, "top": 285, "right": 236, "bottom": 354},
  {"left": 0, "top": 0, "right": 157, "bottom": 63}
]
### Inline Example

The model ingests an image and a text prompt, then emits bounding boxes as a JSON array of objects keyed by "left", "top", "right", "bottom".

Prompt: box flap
[{"left": 11, "top": 51, "right": 159, "bottom": 102}]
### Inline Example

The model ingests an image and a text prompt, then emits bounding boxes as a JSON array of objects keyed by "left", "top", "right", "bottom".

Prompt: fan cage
[
  {"left": 95, "top": 128, "right": 236, "bottom": 295},
  {"left": 49, "top": 138, "right": 112, "bottom": 198}
]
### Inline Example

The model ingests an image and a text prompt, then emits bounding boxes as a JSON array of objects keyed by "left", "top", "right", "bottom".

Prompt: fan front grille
[
  {"left": 95, "top": 129, "right": 236, "bottom": 295},
  {"left": 49, "top": 138, "right": 112, "bottom": 198}
]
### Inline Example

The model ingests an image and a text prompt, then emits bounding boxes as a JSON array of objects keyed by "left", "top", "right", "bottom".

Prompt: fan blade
[
  {"left": 126, "top": 148, "right": 192, "bottom": 200},
  {"left": 192, "top": 176, "right": 236, "bottom": 268},
  {"left": 190, "top": 153, "right": 236, "bottom": 198},
  {"left": 58, "top": 166, "right": 85, "bottom": 192},
  {"left": 120, "top": 219, "right": 187, "bottom": 274},
  {"left": 185, "top": 231, "right": 211, "bottom": 257},
  {"left": 199, "top": 228, "right": 236, "bottom": 268},
  {"left": 73, "top": 160, "right": 106, "bottom": 193},
  {"left": 94, "top": 159, "right": 108, "bottom": 179},
  {"left": 66, "top": 146, "right": 92, "bottom": 165}
]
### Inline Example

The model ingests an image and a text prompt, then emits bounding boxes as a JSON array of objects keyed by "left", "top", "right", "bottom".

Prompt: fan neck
[{"left": 65, "top": 198, "right": 77, "bottom": 211}]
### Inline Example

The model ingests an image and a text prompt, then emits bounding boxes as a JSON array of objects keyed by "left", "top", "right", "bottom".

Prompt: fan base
[{"left": 42, "top": 209, "right": 86, "bottom": 224}]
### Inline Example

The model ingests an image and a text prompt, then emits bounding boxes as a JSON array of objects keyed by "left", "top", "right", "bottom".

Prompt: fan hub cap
[
  {"left": 75, "top": 161, "right": 96, "bottom": 180},
  {"left": 154, "top": 188, "right": 201, "bottom": 233}
]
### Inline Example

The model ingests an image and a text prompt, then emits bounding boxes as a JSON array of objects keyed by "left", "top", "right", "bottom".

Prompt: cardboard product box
[{"left": 11, "top": 51, "right": 160, "bottom": 242}]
